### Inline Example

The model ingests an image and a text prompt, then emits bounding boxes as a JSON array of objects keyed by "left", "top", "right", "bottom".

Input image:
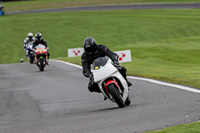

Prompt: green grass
[
  {"left": 145, "top": 121, "right": 200, "bottom": 133},
  {"left": 2, "top": 0, "right": 200, "bottom": 12}
]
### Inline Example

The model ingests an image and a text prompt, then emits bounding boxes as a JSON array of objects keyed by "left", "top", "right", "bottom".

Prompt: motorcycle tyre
[
  {"left": 107, "top": 84, "right": 125, "bottom": 108},
  {"left": 39, "top": 60, "right": 44, "bottom": 71},
  {"left": 30, "top": 56, "right": 34, "bottom": 64}
]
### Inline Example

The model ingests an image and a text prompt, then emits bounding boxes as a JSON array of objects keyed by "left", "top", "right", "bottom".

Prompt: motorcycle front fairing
[
  {"left": 92, "top": 58, "right": 118, "bottom": 83},
  {"left": 35, "top": 44, "right": 47, "bottom": 56},
  {"left": 34, "top": 44, "right": 47, "bottom": 65}
]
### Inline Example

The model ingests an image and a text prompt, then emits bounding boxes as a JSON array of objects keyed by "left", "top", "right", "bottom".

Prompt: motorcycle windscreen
[
  {"left": 35, "top": 44, "right": 46, "bottom": 49},
  {"left": 92, "top": 56, "right": 109, "bottom": 70}
]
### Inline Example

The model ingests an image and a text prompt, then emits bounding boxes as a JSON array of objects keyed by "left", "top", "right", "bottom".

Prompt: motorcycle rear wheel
[{"left": 107, "top": 84, "right": 125, "bottom": 108}]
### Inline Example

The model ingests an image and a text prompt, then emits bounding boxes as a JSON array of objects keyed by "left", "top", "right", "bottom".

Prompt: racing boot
[
  {"left": 46, "top": 54, "right": 50, "bottom": 65},
  {"left": 104, "top": 96, "right": 107, "bottom": 101},
  {"left": 125, "top": 78, "right": 132, "bottom": 87},
  {"left": 46, "top": 59, "right": 49, "bottom": 65}
]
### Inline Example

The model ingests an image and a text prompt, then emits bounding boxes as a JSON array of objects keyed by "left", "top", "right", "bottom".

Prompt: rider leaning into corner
[
  {"left": 81, "top": 37, "right": 132, "bottom": 93},
  {"left": 32, "top": 32, "right": 50, "bottom": 64}
]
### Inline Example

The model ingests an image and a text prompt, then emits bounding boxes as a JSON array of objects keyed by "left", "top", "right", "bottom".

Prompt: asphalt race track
[
  {"left": 0, "top": 60, "right": 199, "bottom": 133},
  {"left": 6, "top": 3, "right": 200, "bottom": 15}
]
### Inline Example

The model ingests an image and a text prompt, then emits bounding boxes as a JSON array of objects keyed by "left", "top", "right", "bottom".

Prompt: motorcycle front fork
[{"left": 104, "top": 78, "right": 122, "bottom": 94}]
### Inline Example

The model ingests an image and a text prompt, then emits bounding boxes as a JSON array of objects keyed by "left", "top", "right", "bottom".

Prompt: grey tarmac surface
[
  {"left": 6, "top": 3, "right": 200, "bottom": 15},
  {"left": 0, "top": 60, "right": 200, "bottom": 133}
]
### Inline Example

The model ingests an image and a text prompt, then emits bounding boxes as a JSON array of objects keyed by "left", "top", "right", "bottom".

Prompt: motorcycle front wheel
[
  {"left": 39, "top": 59, "right": 44, "bottom": 71},
  {"left": 107, "top": 84, "right": 125, "bottom": 108}
]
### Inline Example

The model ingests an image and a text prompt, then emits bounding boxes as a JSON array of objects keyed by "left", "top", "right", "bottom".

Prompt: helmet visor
[{"left": 85, "top": 45, "right": 97, "bottom": 54}]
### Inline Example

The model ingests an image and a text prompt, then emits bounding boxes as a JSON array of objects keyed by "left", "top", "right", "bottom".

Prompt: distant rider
[
  {"left": 24, "top": 32, "right": 35, "bottom": 56},
  {"left": 32, "top": 32, "right": 50, "bottom": 63},
  {"left": 81, "top": 37, "right": 132, "bottom": 93}
]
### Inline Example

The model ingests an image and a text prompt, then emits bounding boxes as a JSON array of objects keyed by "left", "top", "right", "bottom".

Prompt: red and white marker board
[
  {"left": 68, "top": 48, "right": 132, "bottom": 63},
  {"left": 114, "top": 50, "right": 132, "bottom": 63},
  {"left": 68, "top": 48, "right": 84, "bottom": 57}
]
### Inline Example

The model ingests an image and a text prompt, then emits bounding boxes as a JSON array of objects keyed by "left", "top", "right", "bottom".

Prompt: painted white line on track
[
  {"left": 53, "top": 59, "right": 82, "bottom": 69},
  {"left": 52, "top": 60, "right": 200, "bottom": 94},
  {"left": 128, "top": 76, "right": 200, "bottom": 94}
]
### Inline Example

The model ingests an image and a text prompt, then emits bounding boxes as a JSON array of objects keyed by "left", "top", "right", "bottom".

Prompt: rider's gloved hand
[
  {"left": 113, "top": 61, "right": 121, "bottom": 69},
  {"left": 89, "top": 74, "right": 94, "bottom": 83}
]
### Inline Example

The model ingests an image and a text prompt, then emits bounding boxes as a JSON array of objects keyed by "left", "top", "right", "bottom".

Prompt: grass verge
[{"left": 145, "top": 121, "right": 200, "bottom": 133}]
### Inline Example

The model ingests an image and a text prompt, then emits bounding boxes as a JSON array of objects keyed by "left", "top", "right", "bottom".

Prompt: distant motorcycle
[
  {"left": 34, "top": 44, "right": 48, "bottom": 71},
  {"left": 25, "top": 41, "right": 34, "bottom": 63},
  {"left": 91, "top": 56, "right": 131, "bottom": 108}
]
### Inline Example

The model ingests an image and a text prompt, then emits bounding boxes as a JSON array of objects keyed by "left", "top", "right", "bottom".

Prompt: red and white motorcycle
[
  {"left": 91, "top": 56, "right": 131, "bottom": 108},
  {"left": 34, "top": 44, "right": 48, "bottom": 71}
]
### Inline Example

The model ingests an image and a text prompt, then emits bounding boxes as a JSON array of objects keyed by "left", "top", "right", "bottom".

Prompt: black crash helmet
[
  {"left": 35, "top": 32, "right": 42, "bottom": 40},
  {"left": 83, "top": 37, "right": 97, "bottom": 54}
]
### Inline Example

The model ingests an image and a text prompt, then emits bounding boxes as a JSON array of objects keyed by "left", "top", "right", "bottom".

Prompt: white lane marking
[
  {"left": 128, "top": 76, "right": 200, "bottom": 94},
  {"left": 53, "top": 59, "right": 82, "bottom": 69},
  {"left": 52, "top": 60, "right": 200, "bottom": 94}
]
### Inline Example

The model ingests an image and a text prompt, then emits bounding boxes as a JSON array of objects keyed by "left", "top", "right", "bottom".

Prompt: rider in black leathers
[
  {"left": 32, "top": 32, "right": 48, "bottom": 49},
  {"left": 81, "top": 37, "right": 132, "bottom": 93}
]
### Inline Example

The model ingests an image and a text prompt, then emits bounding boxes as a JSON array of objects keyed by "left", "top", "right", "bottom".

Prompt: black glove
[
  {"left": 89, "top": 74, "right": 94, "bottom": 82},
  {"left": 113, "top": 61, "right": 121, "bottom": 69},
  {"left": 46, "top": 47, "right": 49, "bottom": 51}
]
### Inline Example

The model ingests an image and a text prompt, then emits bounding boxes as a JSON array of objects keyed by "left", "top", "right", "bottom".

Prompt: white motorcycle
[{"left": 91, "top": 56, "right": 131, "bottom": 108}]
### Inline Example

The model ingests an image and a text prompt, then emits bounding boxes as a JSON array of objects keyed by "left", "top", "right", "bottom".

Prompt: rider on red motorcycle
[
  {"left": 32, "top": 32, "right": 50, "bottom": 63},
  {"left": 81, "top": 37, "right": 132, "bottom": 93}
]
